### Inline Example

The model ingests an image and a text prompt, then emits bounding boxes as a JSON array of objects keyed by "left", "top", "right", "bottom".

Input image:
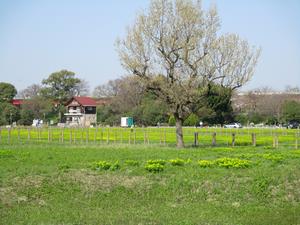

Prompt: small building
[
  {"left": 64, "top": 96, "right": 97, "bottom": 127},
  {"left": 11, "top": 99, "right": 24, "bottom": 109},
  {"left": 121, "top": 117, "right": 134, "bottom": 127}
]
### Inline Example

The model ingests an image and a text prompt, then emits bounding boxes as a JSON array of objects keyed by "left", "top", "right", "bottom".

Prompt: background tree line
[{"left": 1, "top": 71, "right": 299, "bottom": 127}]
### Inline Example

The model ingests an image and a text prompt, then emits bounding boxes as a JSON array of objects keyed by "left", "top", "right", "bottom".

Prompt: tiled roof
[
  {"left": 71, "top": 96, "right": 97, "bottom": 106},
  {"left": 12, "top": 99, "right": 24, "bottom": 105}
]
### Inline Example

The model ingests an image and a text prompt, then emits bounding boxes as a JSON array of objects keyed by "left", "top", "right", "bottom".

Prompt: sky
[{"left": 0, "top": 0, "right": 299, "bottom": 93}]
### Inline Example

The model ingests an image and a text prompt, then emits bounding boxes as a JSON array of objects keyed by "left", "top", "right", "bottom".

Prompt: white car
[{"left": 224, "top": 123, "right": 242, "bottom": 128}]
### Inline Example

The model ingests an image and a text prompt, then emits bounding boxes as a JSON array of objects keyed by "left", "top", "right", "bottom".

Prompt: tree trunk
[{"left": 174, "top": 115, "right": 184, "bottom": 148}]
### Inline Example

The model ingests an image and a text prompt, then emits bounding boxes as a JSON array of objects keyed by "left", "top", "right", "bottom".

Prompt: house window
[{"left": 85, "top": 106, "right": 96, "bottom": 114}]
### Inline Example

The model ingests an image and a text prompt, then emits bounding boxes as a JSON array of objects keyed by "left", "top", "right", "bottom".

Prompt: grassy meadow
[
  {"left": 0, "top": 126, "right": 299, "bottom": 148},
  {"left": 1, "top": 143, "right": 300, "bottom": 224}
]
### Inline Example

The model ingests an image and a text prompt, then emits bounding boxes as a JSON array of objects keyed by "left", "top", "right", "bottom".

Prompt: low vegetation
[{"left": 1, "top": 144, "right": 300, "bottom": 224}]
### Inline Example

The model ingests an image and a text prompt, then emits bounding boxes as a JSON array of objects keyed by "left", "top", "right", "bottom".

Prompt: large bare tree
[{"left": 117, "top": 0, "right": 260, "bottom": 147}]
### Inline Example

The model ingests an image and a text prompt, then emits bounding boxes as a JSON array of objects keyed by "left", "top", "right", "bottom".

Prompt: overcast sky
[{"left": 0, "top": 0, "right": 299, "bottom": 93}]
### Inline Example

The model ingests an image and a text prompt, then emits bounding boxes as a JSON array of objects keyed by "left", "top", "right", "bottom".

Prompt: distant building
[
  {"left": 64, "top": 96, "right": 97, "bottom": 127},
  {"left": 11, "top": 99, "right": 24, "bottom": 109}
]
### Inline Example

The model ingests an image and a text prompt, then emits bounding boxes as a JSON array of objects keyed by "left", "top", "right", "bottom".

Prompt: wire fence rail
[{"left": 0, "top": 126, "right": 299, "bottom": 149}]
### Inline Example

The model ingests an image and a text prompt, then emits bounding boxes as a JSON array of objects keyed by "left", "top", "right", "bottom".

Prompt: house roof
[
  {"left": 11, "top": 99, "right": 24, "bottom": 106},
  {"left": 66, "top": 96, "right": 97, "bottom": 106}
]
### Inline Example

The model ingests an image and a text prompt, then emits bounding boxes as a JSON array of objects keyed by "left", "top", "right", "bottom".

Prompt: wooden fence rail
[{"left": 0, "top": 127, "right": 299, "bottom": 149}]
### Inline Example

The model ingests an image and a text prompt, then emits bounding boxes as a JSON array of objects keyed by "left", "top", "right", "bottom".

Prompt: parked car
[
  {"left": 224, "top": 123, "right": 242, "bottom": 128},
  {"left": 286, "top": 121, "right": 299, "bottom": 129}
]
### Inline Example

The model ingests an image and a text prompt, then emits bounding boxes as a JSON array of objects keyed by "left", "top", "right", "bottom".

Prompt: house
[
  {"left": 64, "top": 96, "right": 97, "bottom": 127},
  {"left": 11, "top": 99, "right": 24, "bottom": 109}
]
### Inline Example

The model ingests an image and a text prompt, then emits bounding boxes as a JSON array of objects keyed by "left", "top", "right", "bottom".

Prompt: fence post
[
  {"left": 164, "top": 129, "right": 166, "bottom": 145},
  {"left": 212, "top": 132, "right": 216, "bottom": 146},
  {"left": 252, "top": 133, "right": 256, "bottom": 147},
  {"left": 17, "top": 128, "right": 20, "bottom": 143},
  {"left": 94, "top": 127, "right": 97, "bottom": 144},
  {"left": 8, "top": 128, "right": 11, "bottom": 144},
  {"left": 28, "top": 128, "right": 30, "bottom": 142},
  {"left": 147, "top": 129, "right": 150, "bottom": 145},
  {"left": 159, "top": 128, "right": 162, "bottom": 145},
  {"left": 86, "top": 128, "right": 89, "bottom": 144},
  {"left": 273, "top": 135, "right": 278, "bottom": 148},
  {"left": 70, "top": 129, "right": 72, "bottom": 144},
  {"left": 194, "top": 132, "right": 199, "bottom": 147},
  {"left": 38, "top": 128, "right": 41, "bottom": 142},
  {"left": 232, "top": 133, "right": 236, "bottom": 147},
  {"left": 134, "top": 129, "right": 136, "bottom": 144},
  {"left": 120, "top": 128, "right": 123, "bottom": 144}
]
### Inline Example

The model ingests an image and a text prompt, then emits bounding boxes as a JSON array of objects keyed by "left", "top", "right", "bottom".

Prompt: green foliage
[
  {"left": 18, "top": 109, "right": 35, "bottom": 125},
  {"left": 124, "top": 160, "right": 140, "bottom": 166},
  {"left": 93, "top": 160, "right": 120, "bottom": 171},
  {"left": 1, "top": 144, "right": 300, "bottom": 224},
  {"left": 0, "top": 82, "right": 17, "bottom": 102},
  {"left": 58, "top": 164, "right": 70, "bottom": 172},
  {"left": 168, "top": 115, "right": 176, "bottom": 126},
  {"left": 169, "top": 158, "right": 186, "bottom": 166},
  {"left": 93, "top": 161, "right": 112, "bottom": 170},
  {"left": 145, "top": 163, "right": 164, "bottom": 173},
  {"left": 215, "top": 158, "right": 251, "bottom": 168},
  {"left": 110, "top": 161, "right": 121, "bottom": 171},
  {"left": 198, "top": 160, "right": 215, "bottom": 168},
  {"left": 281, "top": 100, "right": 300, "bottom": 122},
  {"left": 0, "top": 150, "right": 14, "bottom": 158},
  {"left": 41, "top": 70, "right": 81, "bottom": 104},
  {"left": 261, "top": 153, "right": 284, "bottom": 162},
  {"left": 146, "top": 159, "right": 167, "bottom": 166},
  {"left": 0, "top": 102, "right": 20, "bottom": 125},
  {"left": 183, "top": 113, "right": 199, "bottom": 126},
  {"left": 199, "top": 84, "right": 234, "bottom": 125}
]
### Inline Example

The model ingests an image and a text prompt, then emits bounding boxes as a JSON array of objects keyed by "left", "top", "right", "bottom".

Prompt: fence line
[{"left": 0, "top": 127, "right": 299, "bottom": 149}]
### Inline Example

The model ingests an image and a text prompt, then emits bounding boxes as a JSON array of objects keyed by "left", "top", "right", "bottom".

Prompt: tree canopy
[
  {"left": 41, "top": 70, "right": 81, "bottom": 104},
  {"left": 0, "top": 82, "right": 17, "bottom": 102},
  {"left": 117, "top": 0, "right": 260, "bottom": 147}
]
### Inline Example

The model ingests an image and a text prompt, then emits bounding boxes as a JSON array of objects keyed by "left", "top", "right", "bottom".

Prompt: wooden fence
[{"left": 0, "top": 127, "right": 299, "bottom": 149}]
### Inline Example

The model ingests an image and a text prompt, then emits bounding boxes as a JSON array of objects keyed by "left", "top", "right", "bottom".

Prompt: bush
[
  {"left": 124, "top": 160, "right": 140, "bottom": 166},
  {"left": 168, "top": 115, "right": 176, "bottom": 126},
  {"left": 93, "top": 161, "right": 112, "bottom": 170},
  {"left": 147, "top": 159, "right": 167, "bottom": 166},
  {"left": 145, "top": 163, "right": 164, "bottom": 173},
  {"left": 261, "top": 154, "right": 284, "bottom": 162},
  {"left": 198, "top": 160, "right": 215, "bottom": 168},
  {"left": 169, "top": 158, "right": 186, "bottom": 166},
  {"left": 215, "top": 158, "right": 251, "bottom": 168},
  {"left": 110, "top": 161, "right": 121, "bottom": 171}
]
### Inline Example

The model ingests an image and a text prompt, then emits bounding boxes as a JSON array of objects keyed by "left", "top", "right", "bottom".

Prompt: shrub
[
  {"left": 110, "top": 161, "right": 121, "bottom": 171},
  {"left": 0, "top": 150, "right": 14, "bottom": 158},
  {"left": 169, "top": 158, "right": 186, "bottom": 166},
  {"left": 93, "top": 160, "right": 120, "bottom": 171},
  {"left": 147, "top": 159, "right": 167, "bottom": 166},
  {"left": 124, "top": 160, "right": 140, "bottom": 166},
  {"left": 198, "top": 160, "right": 215, "bottom": 168},
  {"left": 215, "top": 158, "right": 251, "bottom": 168},
  {"left": 261, "top": 154, "right": 284, "bottom": 162},
  {"left": 94, "top": 161, "right": 112, "bottom": 171},
  {"left": 145, "top": 163, "right": 164, "bottom": 173}
]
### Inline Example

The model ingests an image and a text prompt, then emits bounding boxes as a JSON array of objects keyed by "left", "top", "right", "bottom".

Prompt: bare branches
[{"left": 116, "top": 0, "right": 260, "bottom": 119}]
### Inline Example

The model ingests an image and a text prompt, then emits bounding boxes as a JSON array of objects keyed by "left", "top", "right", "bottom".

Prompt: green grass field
[
  {"left": 1, "top": 143, "right": 300, "bottom": 224},
  {"left": 1, "top": 126, "right": 299, "bottom": 148}
]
